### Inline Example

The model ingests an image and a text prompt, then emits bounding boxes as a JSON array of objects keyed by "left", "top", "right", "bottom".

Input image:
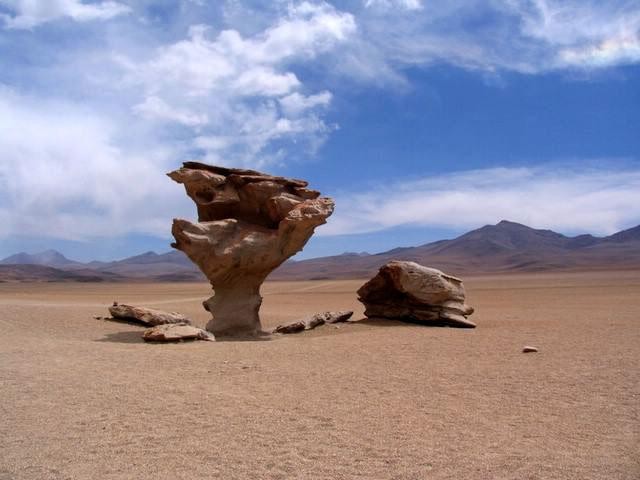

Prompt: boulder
[
  {"left": 272, "top": 310, "right": 354, "bottom": 334},
  {"left": 169, "top": 162, "right": 333, "bottom": 336},
  {"left": 108, "top": 303, "right": 191, "bottom": 326},
  {"left": 142, "top": 323, "right": 215, "bottom": 342},
  {"left": 357, "top": 261, "right": 475, "bottom": 328},
  {"left": 522, "top": 346, "right": 539, "bottom": 353}
]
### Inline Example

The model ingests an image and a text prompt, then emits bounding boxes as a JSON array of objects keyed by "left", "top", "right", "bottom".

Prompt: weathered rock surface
[
  {"left": 169, "top": 162, "right": 334, "bottom": 336},
  {"left": 142, "top": 323, "right": 215, "bottom": 342},
  {"left": 272, "top": 321, "right": 307, "bottom": 334},
  {"left": 272, "top": 310, "right": 354, "bottom": 334},
  {"left": 108, "top": 303, "right": 191, "bottom": 326},
  {"left": 318, "top": 311, "right": 354, "bottom": 324},
  {"left": 357, "top": 261, "right": 475, "bottom": 328}
]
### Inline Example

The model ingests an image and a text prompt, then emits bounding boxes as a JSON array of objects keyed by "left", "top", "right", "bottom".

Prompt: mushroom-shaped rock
[
  {"left": 357, "top": 261, "right": 476, "bottom": 328},
  {"left": 108, "top": 303, "right": 191, "bottom": 326},
  {"left": 169, "top": 162, "right": 334, "bottom": 336}
]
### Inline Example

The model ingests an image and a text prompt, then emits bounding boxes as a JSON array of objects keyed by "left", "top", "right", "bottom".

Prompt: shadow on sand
[
  {"left": 96, "top": 330, "right": 145, "bottom": 343},
  {"left": 96, "top": 327, "right": 274, "bottom": 344},
  {"left": 352, "top": 317, "right": 459, "bottom": 328},
  {"left": 352, "top": 317, "right": 421, "bottom": 327},
  {"left": 95, "top": 319, "right": 432, "bottom": 344}
]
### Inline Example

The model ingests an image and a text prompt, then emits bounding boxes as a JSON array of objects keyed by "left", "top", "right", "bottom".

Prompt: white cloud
[
  {"left": 364, "top": 0, "right": 423, "bottom": 11},
  {"left": 0, "top": 87, "right": 191, "bottom": 240},
  {"left": 557, "top": 34, "right": 640, "bottom": 68},
  {"left": 132, "top": 96, "right": 209, "bottom": 127},
  {"left": 121, "top": 2, "right": 355, "bottom": 167},
  {"left": 0, "top": 0, "right": 130, "bottom": 29},
  {"left": 503, "top": 0, "right": 640, "bottom": 70},
  {"left": 322, "top": 165, "right": 640, "bottom": 236},
  {"left": 330, "top": 0, "right": 640, "bottom": 80},
  {"left": 279, "top": 91, "right": 332, "bottom": 117}
]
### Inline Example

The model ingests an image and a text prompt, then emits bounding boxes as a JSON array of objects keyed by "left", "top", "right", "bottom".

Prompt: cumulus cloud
[
  {"left": 279, "top": 91, "right": 332, "bottom": 117},
  {"left": 322, "top": 165, "right": 640, "bottom": 236},
  {"left": 132, "top": 96, "right": 209, "bottom": 127},
  {"left": 0, "top": 0, "right": 130, "bottom": 29},
  {"left": 0, "top": 87, "right": 191, "bottom": 240},
  {"left": 122, "top": 2, "right": 355, "bottom": 167}
]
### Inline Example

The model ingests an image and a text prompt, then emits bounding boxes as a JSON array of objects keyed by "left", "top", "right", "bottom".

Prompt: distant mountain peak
[
  {"left": 604, "top": 224, "right": 640, "bottom": 243},
  {"left": 494, "top": 220, "right": 536, "bottom": 230},
  {"left": 497, "top": 219, "right": 523, "bottom": 226},
  {"left": 0, "top": 249, "right": 76, "bottom": 266}
]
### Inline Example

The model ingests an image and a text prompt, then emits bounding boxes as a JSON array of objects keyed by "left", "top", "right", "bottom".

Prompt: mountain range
[{"left": 1, "top": 220, "right": 639, "bottom": 282}]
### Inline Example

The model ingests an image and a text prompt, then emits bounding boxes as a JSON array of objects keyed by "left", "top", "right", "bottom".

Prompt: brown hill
[
  {"left": 269, "top": 220, "right": 640, "bottom": 280},
  {"left": 0, "top": 249, "right": 80, "bottom": 266},
  {"left": 76, "top": 251, "right": 201, "bottom": 279},
  {"left": 0, "top": 265, "right": 122, "bottom": 283},
  {"left": 2, "top": 221, "right": 639, "bottom": 282}
]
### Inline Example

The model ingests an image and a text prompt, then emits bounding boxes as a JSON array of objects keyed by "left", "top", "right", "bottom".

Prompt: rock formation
[
  {"left": 169, "top": 161, "right": 334, "bottom": 336},
  {"left": 357, "top": 261, "right": 476, "bottom": 328},
  {"left": 142, "top": 323, "right": 215, "bottom": 342},
  {"left": 272, "top": 310, "right": 353, "bottom": 334},
  {"left": 108, "top": 303, "right": 191, "bottom": 326}
]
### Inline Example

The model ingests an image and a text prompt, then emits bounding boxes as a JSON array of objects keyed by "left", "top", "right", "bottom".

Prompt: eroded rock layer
[
  {"left": 272, "top": 310, "right": 354, "bottom": 334},
  {"left": 169, "top": 162, "right": 334, "bottom": 336},
  {"left": 108, "top": 303, "right": 191, "bottom": 326},
  {"left": 357, "top": 261, "right": 476, "bottom": 328},
  {"left": 142, "top": 323, "right": 215, "bottom": 342}
]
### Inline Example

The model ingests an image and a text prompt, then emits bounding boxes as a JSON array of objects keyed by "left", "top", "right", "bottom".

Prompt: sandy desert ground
[{"left": 1, "top": 271, "right": 639, "bottom": 480}]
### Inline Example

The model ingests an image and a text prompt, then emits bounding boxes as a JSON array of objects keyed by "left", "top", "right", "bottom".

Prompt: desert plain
[{"left": 1, "top": 270, "right": 639, "bottom": 480}]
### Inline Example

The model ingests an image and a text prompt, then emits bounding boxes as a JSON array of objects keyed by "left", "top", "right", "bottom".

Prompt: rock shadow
[
  {"left": 97, "top": 316, "right": 148, "bottom": 327},
  {"left": 354, "top": 317, "right": 455, "bottom": 328},
  {"left": 96, "top": 330, "right": 144, "bottom": 344},
  {"left": 214, "top": 331, "right": 274, "bottom": 342}
]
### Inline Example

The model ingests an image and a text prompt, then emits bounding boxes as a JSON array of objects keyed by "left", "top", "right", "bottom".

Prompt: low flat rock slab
[
  {"left": 108, "top": 303, "right": 191, "bottom": 326},
  {"left": 142, "top": 323, "right": 215, "bottom": 342},
  {"left": 317, "top": 311, "right": 354, "bottom": 324},
  {"left": 272, "top": 321, "right": 306, "bottom": 334},
  {"left": 273, "top": 311, "right": 354, "bottom": 334}
]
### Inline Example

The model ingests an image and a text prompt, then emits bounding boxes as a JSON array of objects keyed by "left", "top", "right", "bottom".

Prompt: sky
[{"left": 0, "top": 0, "right": 639, "bottom": 261}]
